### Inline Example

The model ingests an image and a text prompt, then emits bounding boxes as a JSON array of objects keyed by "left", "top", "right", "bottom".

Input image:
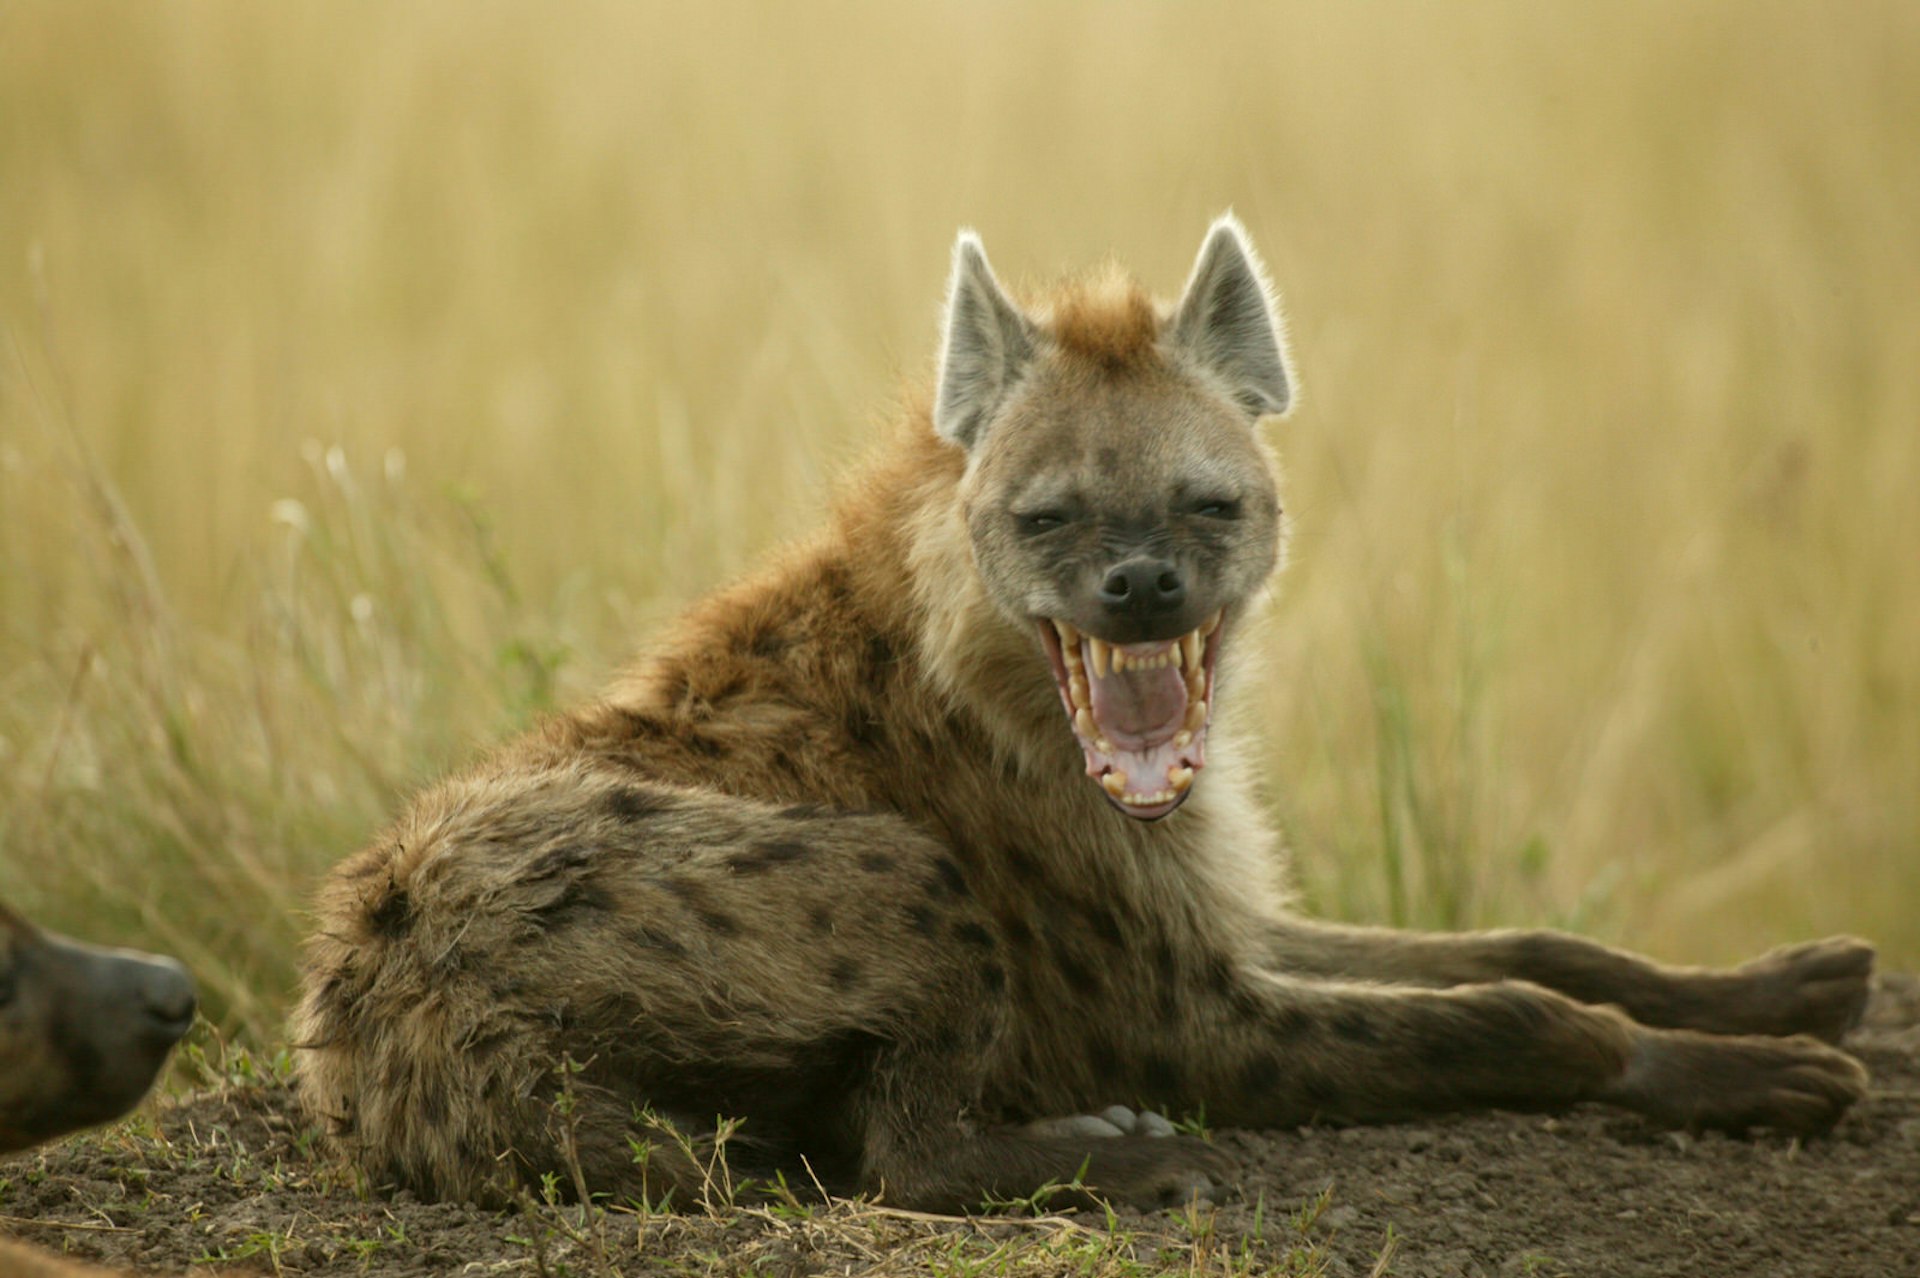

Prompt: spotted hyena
[
  {"left": 294, "top": 218, "right": 1874, "bottom": 1212},
  {"left": 0, "top": 901, "right": 196, "bottom": 1154},
  {"left": 1, "top": 901, "right": 196, "bottom": 1275}
]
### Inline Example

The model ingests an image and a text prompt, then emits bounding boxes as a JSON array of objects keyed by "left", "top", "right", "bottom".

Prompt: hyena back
[{"left": 295, "top": 218, "right": 1873, "bottom": 1212}]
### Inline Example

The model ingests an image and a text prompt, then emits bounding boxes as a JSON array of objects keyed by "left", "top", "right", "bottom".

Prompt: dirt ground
[{"left": 5, "top": 977, "right": 1917, "bottom": 1278}]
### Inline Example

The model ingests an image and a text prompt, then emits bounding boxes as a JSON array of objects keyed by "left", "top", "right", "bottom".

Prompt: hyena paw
[
  {"left": 1022, "top": 1105, "right": 1179, "bottom": 1141},
  {"left": 1079, "top": 1135, "right": 1230, "bottom": 1212},
  {"left": 1732, "top": 936, "right": 1875, "bottom": 1043},
  {"left": 1606, "top": 1029, "right": 1870, "bottom": 1136}
]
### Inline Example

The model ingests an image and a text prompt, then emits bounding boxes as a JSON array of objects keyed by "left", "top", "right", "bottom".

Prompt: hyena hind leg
[{"left": 1261, "top": 918, "right": 1875, "bottom": 1044}]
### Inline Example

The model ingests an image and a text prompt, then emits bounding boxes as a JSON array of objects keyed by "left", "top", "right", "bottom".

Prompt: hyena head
[
  {"left": 0, "top": 900, "right": 197, "bottom": 1152},
  {"left": 932, "top": 216, "right": 1295, "bottom": 820}
]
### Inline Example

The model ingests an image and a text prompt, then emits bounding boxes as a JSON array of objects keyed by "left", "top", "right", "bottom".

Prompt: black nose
[
  {"left": 131, "top": 956, "right": 197, "bottom": 1038},
  {"left": 1098, "top": 557, "right": 1186, "bottom": 618}
]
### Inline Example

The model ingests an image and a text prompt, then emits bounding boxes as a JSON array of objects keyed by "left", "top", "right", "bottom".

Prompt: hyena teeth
[
  {"left": 1101, "top": 770, "right": 1129, "bottom": 798},
  {"left": 1055, "top": 619, "right": 1081, "bottom": 650},
  {"left": 1184, "top": 699, "right": 1209, "bottom": 733},
  {"left": 1200, "top": 609, "right": 1222, "bottom": 637},
  {"left": 1075, "top": 707, "right": 1098, "bottom": 740},
  {"left": 1167, "top": 765, "right": 1194, "bottom": 792},
  {"left": 1173, "top": 729, "right": 1192, "bottom": 749},
  {"left": 1181, "top": 630, "right": 1202, "bottom": 671},
  {"left": 1112, "top": 649, "right": 1128, "bottom": 673},
  {"left": 1069, "top": 673, "right": 1090, "bottom": 707},
  {"left": 1088, "top": 637, "right": 1111, "bottom": 678}
]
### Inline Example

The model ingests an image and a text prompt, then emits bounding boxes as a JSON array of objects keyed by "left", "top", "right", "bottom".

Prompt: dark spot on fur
[
  {"left": 906, "top": 903, "right": 940, "bottom": 937},
  {"left": 748, "top": 626, "right": 791, "bottom": 659},
  {"left": 616, "top": 708, "right": 670, "bottom": 738},
  {"left": 417, "top": 1083, "right": 449, "bottom": 1128},
  {"left": 1157, "top": 985, "right": 1181, "bottom": 1023},
  {"left": 1240, "top": 1054, "right": 1283, "bottom": 1096},
  {"left": 1269, "top": 1003, "right": 1312, "bottom": 1040},
  {"left": 366, "top": 885, "right": 412, "bottom": 939},
  {"left": 843, "top": 702, "right": 887, "bottom": 750},
  {"left": 681, "top": 731, "right": 727, "bottom": 758},
  {"left": 1333, "top": 1010, "right": 1381, "bottom": 1046},
  {"left": 1002, "top": 916, "right": 1035, "bottom": 949},
  {"left": 828, "top": 957, "right": 861, "bottom": 991},
  {"left": 860, "top": 852, "right": 895, "bottom": 874},
  {"left": 694, "top": 906, "right": 739, "bottom": 936},
  {"left": 1048, "top": 928, "right": 1102, "bottom": 997},
  {"left": 604, "top": 786, "right": 673, "bottom": 822},
  {"left": 533, "top": 880, "right": 615, "bottom": 930},
  {"left": 930, "top": 858, "right": 969, "bottom": 899},
  {"left": 727, "top": 840, "right": 810, "bottom": 874},
  {"left": 865, "top": 632, "right": 898, "bottom": 671},
  {"left": 981, "top": 962, "right": 1007, "bottom": 994},
  {"left": 663, "top": 880, "right": 738, "bottom": 936},
  {"left": 1081, "top": 906, "right": 1124, "bottom": 949},
  {"left": 1141, "top": 1053, "right": 1181, "bottom": 1096},
  {"left": 622, "top": 924, "right": 688, "bottom": 958},
  {"left": 1202, "top": 956, "right": 1235, "bottom": 997},
  {"left": 954, "top": 921, "right": 996, "bottom": 949},
  {"left": 1003, "top": 847, "right": 1042, "bottom": 884},
  {"left": 1301, "top": 1073, "right": 1341, "bottom": 1114},
  {"left": 808, "top": 906, "right": 835, "bottom": 937}
]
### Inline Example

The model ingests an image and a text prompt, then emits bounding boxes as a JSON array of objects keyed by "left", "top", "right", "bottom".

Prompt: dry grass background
[{"left": 0, "top": 1, "right": 1915, "bottom": 1045}]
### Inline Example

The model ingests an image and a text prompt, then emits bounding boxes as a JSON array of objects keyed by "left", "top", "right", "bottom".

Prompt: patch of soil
[{"left": 5, "top": 977, "right": 1917, "bottom": 1277}]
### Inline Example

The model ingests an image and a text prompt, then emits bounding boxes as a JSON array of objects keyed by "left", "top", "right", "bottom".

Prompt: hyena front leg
[
  {"left": 851, "top": 1036, "right": 1227, "bottom": 1213},
  {"left": 1187, "top": 971, "right": 1867, "bottom": 1134},
  {"left": 1260, "top": 919, "right": 1874, "bottom": 1044}
]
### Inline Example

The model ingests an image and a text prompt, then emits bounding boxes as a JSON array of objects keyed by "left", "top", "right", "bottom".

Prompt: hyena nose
[{"left": 1099, "top": 558, "right": 1186, "bottom": 618}]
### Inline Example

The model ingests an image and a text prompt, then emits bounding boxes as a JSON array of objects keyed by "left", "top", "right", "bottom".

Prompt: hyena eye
[
  {"left": 1015, "top": 511, "right": 1068, "bottom": 535},
  {"left": 1193, "top": 498, "right": 1242, "bottom": 519}
]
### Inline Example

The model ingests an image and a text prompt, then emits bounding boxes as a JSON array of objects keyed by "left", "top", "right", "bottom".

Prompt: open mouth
[{"left": 1037, "top": 611, "right": 1222, "bottom": 820}]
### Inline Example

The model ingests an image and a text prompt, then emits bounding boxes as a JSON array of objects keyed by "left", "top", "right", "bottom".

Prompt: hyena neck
[{"left": 840, "top": 417, "right": 1079, "bottom": 782}]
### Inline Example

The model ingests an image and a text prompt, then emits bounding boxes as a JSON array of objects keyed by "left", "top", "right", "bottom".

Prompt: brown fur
[{"left": 294, "top": 226, "right": 1873, "bottom": 1214}]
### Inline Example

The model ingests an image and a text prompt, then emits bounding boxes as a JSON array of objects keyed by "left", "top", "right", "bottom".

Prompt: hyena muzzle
[
  {"left": 0, "top": 900, "right": 197, "bottom": 1154},
  {"left": 294, "top": 217, "right": 1874, "bottom": 1213}
]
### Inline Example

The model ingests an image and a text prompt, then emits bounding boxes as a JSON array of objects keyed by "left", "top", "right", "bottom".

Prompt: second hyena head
[{"left": 931, "top": 216, "right": 1296, "bottom": 821}]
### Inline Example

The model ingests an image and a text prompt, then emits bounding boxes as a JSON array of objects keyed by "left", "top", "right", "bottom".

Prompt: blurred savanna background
[{"left": 1, "top": 1, "right": 1915, "bottom": 1051}]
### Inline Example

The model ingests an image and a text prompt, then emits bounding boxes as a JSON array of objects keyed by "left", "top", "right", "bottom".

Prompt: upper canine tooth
[
  {"left": 1181, "top": 631, "right": 1202, "bottom": 671},
  {"left": 1088, "top": 638, "right": 1111, "bottom": 678},
  {"left": 1200, "top": 610, "right": 1221, "bottom": 637}
]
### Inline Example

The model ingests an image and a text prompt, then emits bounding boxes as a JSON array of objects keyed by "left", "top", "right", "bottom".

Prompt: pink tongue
[{"left": 1087, "top": 661, "right": 1188, "bottom": 747}]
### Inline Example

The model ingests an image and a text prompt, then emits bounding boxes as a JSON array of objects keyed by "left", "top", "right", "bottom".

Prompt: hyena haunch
[{"left": 294, "top": 218, "right": 1873, "bottom": 1212}]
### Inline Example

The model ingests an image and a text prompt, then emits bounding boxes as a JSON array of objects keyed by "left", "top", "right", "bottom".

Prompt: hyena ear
[
  {"left": 1170, "top": 214, "right": 1295, "bottom": 419},
  {"left": 933, "top": 230, "right": 1037, "bottom": 452}
]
